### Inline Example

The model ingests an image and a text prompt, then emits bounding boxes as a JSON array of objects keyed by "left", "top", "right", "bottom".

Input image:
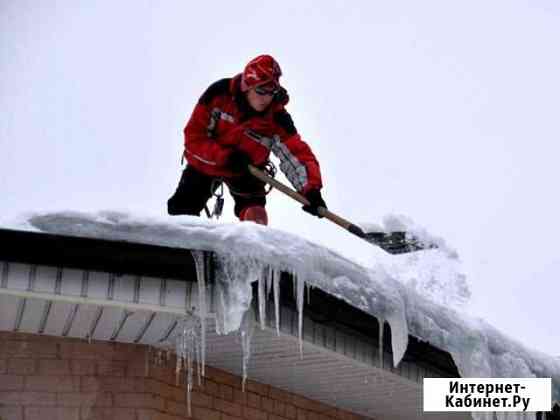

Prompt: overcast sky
[{"left": 1, "top": 1, "right": 559, "bottom": 356}]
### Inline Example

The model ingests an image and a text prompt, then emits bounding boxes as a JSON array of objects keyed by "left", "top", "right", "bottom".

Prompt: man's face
[{"left": 246, "top": 83, "right": 277, "bottom": 112}]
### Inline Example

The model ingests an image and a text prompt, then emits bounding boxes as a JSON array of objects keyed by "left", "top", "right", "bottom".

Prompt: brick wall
[{"left": 0, "top": 332, "right": 372, "bottom": 420}]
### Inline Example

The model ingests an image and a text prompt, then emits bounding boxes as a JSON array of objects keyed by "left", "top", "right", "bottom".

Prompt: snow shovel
[{"left": 248, "top": 165, "right": 434, "bottom": 255}]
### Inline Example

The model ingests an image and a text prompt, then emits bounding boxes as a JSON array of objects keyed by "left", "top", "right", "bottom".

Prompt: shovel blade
[{"left": 364, "top": 231, "right": 437, "bottom": 255}]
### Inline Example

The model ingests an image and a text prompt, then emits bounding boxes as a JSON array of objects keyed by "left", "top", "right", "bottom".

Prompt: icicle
[
  {"left": 385, "top": 311, "right": 409, "bottom": 368},
  {"left": 175, "top": 353, "right": 182, "bottom": 386},
  {"left": 212, "top": 253, "right": 257, "bottom": 335},
  {"left": 296, "top": 276, "right": 305, "bottom": 359},
  {"left": 306, "top": 283, "right": 311, "bottom": 306},
  {"left": 240, "top": 308, "right": 255, "bottom": 391},
  {"left": 174, "top": 315, "right": 201, "bottom": 419},
  {"left": 195, "top": 328, "right": 204, "bottom": 388},
  {"left": 186, "top": 382, "right": 192, "bottom": 418},
  {"left": 265, "top": 265, "right": 273, "bottom": 299},
  {"left": 378, "top": 318, "right": 385, "bottom": 369},
  {"left": 186, "top": 340, "right": 193, "bottom": 418},
  {"left": 214, "top": 282, "right": 226, "bottom": 335},
  {"left": 258, "top": 272, "right": 266, "bottom": 330},
  {"left": 273, "top": 269, "right": 280, "bottom": 336},
  {"left": 192, "top": 250, "right": 207, "bottom": 378}
]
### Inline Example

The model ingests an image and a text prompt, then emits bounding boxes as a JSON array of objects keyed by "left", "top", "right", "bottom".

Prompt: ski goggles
[{"left": 254, "top": 82, "right": 280, "bottom": 96}]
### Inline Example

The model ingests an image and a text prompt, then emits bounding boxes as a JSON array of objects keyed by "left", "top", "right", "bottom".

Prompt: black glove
[
  {"left": 302, "top": 189, "right": 326, "bottom": 218},
  {"left": 226, "top": 149, "right": 253, "bottom": 174}
]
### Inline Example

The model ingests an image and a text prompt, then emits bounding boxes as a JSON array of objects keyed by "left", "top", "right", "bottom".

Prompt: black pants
[{"left": 167, "top": 165, "right": 267, "bottom": 217}]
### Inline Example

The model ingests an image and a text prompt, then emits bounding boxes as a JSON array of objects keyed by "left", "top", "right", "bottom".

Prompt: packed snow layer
[{"left": 3, "top": 211, "right": 559, "bottom": 407}]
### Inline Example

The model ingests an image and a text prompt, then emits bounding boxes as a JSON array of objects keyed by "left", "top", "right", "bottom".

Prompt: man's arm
[
  {"left": 271, "top": 110, "right": 323, "bottom": 194},
  {"left": 183, "top": 79, "right": 232, "bottom": 167}
]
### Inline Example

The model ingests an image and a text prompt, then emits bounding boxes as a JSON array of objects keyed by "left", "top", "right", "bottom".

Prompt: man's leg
[
  {"left": 227, "top": 173, "right": 268, "bottom": 225},
  {"left": 167, "top": 166, "right": 216, "bottom": 216},
  {"left": 239, "top": 206, "right": 268, "bottom": 225}
]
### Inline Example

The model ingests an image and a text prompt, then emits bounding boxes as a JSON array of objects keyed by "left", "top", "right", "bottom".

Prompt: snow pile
[
  {"left": 3, "top": 210, "right": 559, "bottom": 414},
  {"left": 363, "top": 214, "right": 470, "bottom": 310},
  {"left": 388, "top": 251, "right": 472, "bottom": 310},
  {"left": 361, "top": 214, "right": 458, "bottom": 258}
]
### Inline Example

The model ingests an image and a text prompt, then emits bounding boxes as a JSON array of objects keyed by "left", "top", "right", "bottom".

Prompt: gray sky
[{"left": 1, "top": 1, "right": 559, "bottom": 356}]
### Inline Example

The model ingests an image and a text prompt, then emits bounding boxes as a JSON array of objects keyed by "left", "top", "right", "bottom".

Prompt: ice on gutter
[{"left": 3, "top": 210, "right": 559, "bottom": 419}]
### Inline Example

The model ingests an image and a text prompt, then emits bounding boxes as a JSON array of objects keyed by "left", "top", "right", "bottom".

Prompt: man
[{"left": 168, "top": 54, "right": 326, "bottom": 225}]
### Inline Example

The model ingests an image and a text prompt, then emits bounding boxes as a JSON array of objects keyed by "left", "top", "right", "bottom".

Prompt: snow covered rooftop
[{"left": 1, "top": 211, "right": 559, "bottom": 416}]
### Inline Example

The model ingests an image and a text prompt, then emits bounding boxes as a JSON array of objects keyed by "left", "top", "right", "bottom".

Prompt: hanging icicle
[
  {"left": 273, "top": 269, "right": 280, "bottom": 336},
  {"left": 175, "top": 352, "right": 182, "bottom": 386},
  {"left": 379, "top": 318, "right": 385, "bottom": 369},
  {"left": 296, "top": 275, "right": 305, "bottom": 359},
  {"left": 240, "top": 308, "right": 255, "bottom": 392},
  {"left": 265, "top": 265, "right": 273, "bottom": 299},
  {"left": 191, "top": 250, "right": 207, "bottom": 378},
  {"left": 258, "top": 271, "right": 267, "bottom": 330},
  {"left": 174, "top": 315, "right": 202, "bottom": 418}
]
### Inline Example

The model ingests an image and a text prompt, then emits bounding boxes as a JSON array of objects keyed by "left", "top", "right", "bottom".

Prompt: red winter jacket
[{"left": 183, "top": 75, "right": 322, "bottom": 194}]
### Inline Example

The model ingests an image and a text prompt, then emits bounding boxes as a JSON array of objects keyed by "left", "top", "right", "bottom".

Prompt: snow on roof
[{"left": 3, "top": 210, "right": 559, "bottom": 402}]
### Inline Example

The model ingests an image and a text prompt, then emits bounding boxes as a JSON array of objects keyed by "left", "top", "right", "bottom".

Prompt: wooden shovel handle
[{"left": 248, "top": 165, "right": 366, "bottom": 238}]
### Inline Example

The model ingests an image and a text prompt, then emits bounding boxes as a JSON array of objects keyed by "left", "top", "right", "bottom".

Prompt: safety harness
[{"left": 204, "top": 160, "right": 277, "bottom": 220}]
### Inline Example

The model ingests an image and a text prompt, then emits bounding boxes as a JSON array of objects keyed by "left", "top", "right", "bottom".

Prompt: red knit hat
[{"left": 240, "top": 55, "right": 282, "bottom": 92}]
